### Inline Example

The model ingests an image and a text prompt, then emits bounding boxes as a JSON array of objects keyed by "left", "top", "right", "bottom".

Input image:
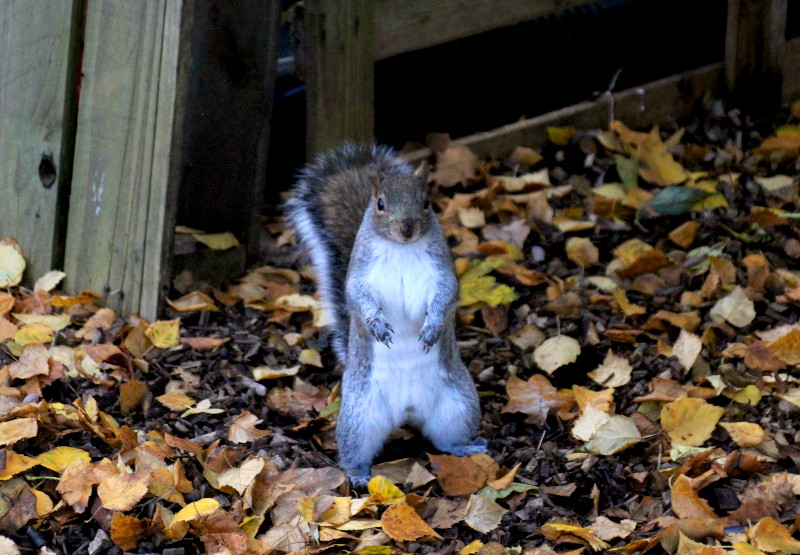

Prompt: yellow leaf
[
  {"left": 731, "top": 385, "right": 762, "bottom": 406},
  {"left": 0, "top": 418, "right": 37, "bottom": 446},
  {"left": 36, "top": 446, "right": 91, "bottom": 472},
  {"left": 750, "top": 516, "right": 800, "bottom": 553},
  {"left": 111, "top": 512, "right": 148, "bottom": 550},
  {"left": 155, "top": 392, "right": 195, "bottom": 411},
  {"left": 0, "top": 237, "right": 26, "bottom": 288},
  {"left": 32, "top": 489, "right": 54, "bottom": 516},
  {"left": 458, "top": 258, "right": 517, "bottom": 308},
  {"left": 181, "top": 398, "right": 224, "bottom": 417},
  {"left": 733, "top": 541, "right": 766, "bottom": 555},
  {"left": 192, "top": 232, "right": 239, "bottom": 250},
  {"left": 547, "top": 126, "right": 576, "bottom": 146},
  {"left": 720, "top": 422, "right": 765, "bottom": 448},
  {"left": 14, "top": 322, "right": 54, "bottom": 346},
  {"left": 12, "top": 313, "right": 71, "bottom": 331},
  {"left": 0, "top": 451, "right": 38, "bottom": 480},
  {"left": 461, "top": 540, "right": 484, "bottom": 554},
  {"left": 166, "top": 291, "right": 219, "bottom": 312},
  {"left": 169, "top": 498, "right": 221, "bottom": 527},
  {"left": 252, "top": 365, "right": 300, "bottom": 380},
  {"left": 539, "top": 522, "right": 610, "bottom": 551},
  {"left": 661, "top": 397, "right": 724, "bottom": 447},
  {"left": 367, "top": 475, "right": 405, "bottom": 505},
  {"left": 97, "top": 471, "right": 149, "bottom": 511},
  {"left": 145, "top": 319, "right": 181, "bottom": 349},
  {"left": 299, "top": 349, "right": 323, "bottom": 368},
  {"left": 381, "top": 501, "right": 441, "bottom": 541},
  {"left": 637, "top": 126, "right": 688, "bottom": 186}
]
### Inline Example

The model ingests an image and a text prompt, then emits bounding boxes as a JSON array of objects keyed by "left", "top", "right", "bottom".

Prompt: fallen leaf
[
  {"left": 0, "top": 418, "right": 37, "bottom": 446},
  {"left": 502, "top": 374, "right": 574, "bottom": 427},
  {"left": 0, "top": 238, "right": 25, "bottom": 288},
  {"left": 299, "top": 348, "right": 323, "bottom": 367},
  {"left": 585, "top": 415, "right": 642, "bottom": 455},
  {"left": 7, "top": 343, "right": 49, "bottom": 379},
  {"left": 169, "top": 498, "right": 222, "bottom": 527},
  {"left": 463, "top": 493, "right": 507, "bottom": 534},
  {"left": 181, "top": 398, "right": 224, "bottom": 417},
  {"left": 367, "top": 475, "right": 405, "bottom": 505},
  {"left": 252, "top": 365, "right": 301, "bottom": 380},
  {"left": 709, "top": 286, "right": 756, "bottom": 328},
  {"left": 166, "top": 290, "right": 219, "bottom": 312},
  {"left": 180, "top": 336, "right": 230, "bottom": 352},
  {"left": 566, "top": 237, "right": 599, "bottom": 268},
  {"left": 110, "top": 513, "right": 148, "bottom": 551},
  {"left": 155, "top": 392, "right": 195, "bottom": 411},
  {"left": 720, "top": 422, "right": 765, "bottom": 448},
  {"left": 458, "top": 258, "right": 518, "bottom": 308},
  {"left": 35, "top": 446, "right": 91, "bottom": 473},
  {"left": 750, "top": 516, "right": 800, "bottom": 553},
  {"left": 533, "top": 335, "right": 581, "bottom": 374},
  {"left": 33, "top": 270, "right": 66, "bottom": 292},
  {"left": 120, "top": 380, "right": 147, "bottom": 415},
  {"left": 145, "top": 319, "right": 181, "bottom": 349},
  {"left": 587, "top": 351, "right": 632, "bottom": 387},
  {"left": 672, "top": 329, "right": 703, "bottom": 370},
  {"left": 661, "top": 397, "right": 723, "bottom": 446},
  {"left": 97, "top": 471, "right": 149, "bottom": 511},
  {"left": 192, "top": 232, "right": 240, "bottom": 250},
  {"left": 228, "top": 411, "right": 270, "bottom": 443},
  {"left": 429, "top": 454, "right": 488, "bottom": 498},
  {"left": 588, "top": 516, "right": 636, "bottom": 540},
  {"left": 381, "top": 502, "right": 441, "bottom": 541},
  {"left": 539, "top": 521, "right": 610, "bottom": 551}
]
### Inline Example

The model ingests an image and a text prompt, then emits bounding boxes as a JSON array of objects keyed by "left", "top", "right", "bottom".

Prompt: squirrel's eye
[
  {"left": 377, "top": 198, "right": 385, "bottom": 211},
  {"left": 423, "top": 199, "right": 430, "bottom": 210}
]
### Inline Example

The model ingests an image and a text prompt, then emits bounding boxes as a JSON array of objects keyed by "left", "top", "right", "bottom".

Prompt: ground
[{"left": 1, "top": 101, "right": 800, "bottom": 554}]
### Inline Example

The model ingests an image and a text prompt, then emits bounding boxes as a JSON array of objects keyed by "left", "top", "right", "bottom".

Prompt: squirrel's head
[{"left": 367, "top": 162, "right": 432, "bottom": 244}]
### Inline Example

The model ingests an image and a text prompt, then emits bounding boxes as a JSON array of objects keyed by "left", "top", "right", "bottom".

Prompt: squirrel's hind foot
[
  {"left": 439, "top": 437, "right": 488, "bottom": 457},
  {"left": 346, "top": 469, "right": 372, "bottom": 488}
]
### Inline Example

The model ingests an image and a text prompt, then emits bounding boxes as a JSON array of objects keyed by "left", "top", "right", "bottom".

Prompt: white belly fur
[{"left": 364, "top": 236, "right": 445, "bottom": 428}]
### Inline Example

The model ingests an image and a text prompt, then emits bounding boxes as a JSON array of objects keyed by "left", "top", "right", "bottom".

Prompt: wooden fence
[{"left": 1, "top": 0, "right": 797, "bottom": 320}]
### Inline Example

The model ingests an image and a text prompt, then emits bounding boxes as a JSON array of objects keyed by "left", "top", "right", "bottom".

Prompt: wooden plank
[
  {"left": 174, "top": 0, "right": 281, "bottom": 265},
  {"left": 0, "top": 0, "right": 80, "bottom": 281},
  {"left": 783, "top": 36, "right": 800, "bottom": 102},
  {"left": 64, "top": 0, "right": 183, "bottom": 319},
  {"left": 725, "top": 0, "right": 788, "bottom": 111},
  {"left": 376, "top": 0, "right": 598, "bottom": 60},
  {"left": 304, "top": 0, "right": 374, "bottom": 156},
  {"left": 403, "top": 63, "right": 726, "bottom": 163}
]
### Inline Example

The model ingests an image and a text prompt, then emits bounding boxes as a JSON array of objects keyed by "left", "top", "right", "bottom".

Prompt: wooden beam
[
  {"left": 376, "top": 0, "right": 597, "bottom": 60},
  {"left": 725, "top": 0, "right": 787, "bottom": 111},
  {"left": 304, "top": 0, "right": 375, "bottom": 156},
  {"left": 0, "top": 0, "right": 80, "bottom": 282},
  {"left": 783, "top": 36, "right": 800, "bottom": 103},
  {"left": 64, "top": 0, "right": 183, "bottom": 320},
  {"left": 403, "top": 63, "right": 726, "bottom": 163}
]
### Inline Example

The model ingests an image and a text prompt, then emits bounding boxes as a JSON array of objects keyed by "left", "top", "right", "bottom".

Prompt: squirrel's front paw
[
  {"left": 418, "top": 321, "right": 442, "bottom": 352},
  {"left": 368, "top": 317, "right": 394, "bottom": 347}
]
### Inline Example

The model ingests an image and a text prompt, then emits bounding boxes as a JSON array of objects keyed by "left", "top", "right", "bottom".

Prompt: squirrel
[{"left": 286, "top": 143, "right": 486, "bottom": 485}]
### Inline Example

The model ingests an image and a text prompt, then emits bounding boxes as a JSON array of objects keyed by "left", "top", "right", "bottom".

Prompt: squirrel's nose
[{"left": 400, "top": 221, "right": 414, "bottom": 239}]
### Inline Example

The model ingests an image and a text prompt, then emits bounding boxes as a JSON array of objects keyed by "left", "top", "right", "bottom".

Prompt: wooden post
[
  {"left": 64, "top": 0, "right": 183, "bottom": 319},
  {"left": 304, "top": 0, "right": 375, "bottom": 157},
  {"left": 0, "top": 0, "right": 81, "bottom": 281},
  {"left": 725, "top": 0, "right": 788, "bottom": 111}
]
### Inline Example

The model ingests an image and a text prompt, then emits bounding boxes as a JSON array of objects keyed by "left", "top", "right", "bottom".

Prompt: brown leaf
[
  {"left": 428, "top": 454, "right": 487, "bottom": 498},
  {"left": 502, "top": 374, "right": 575, "bottom": 426},
  {"left": 668, "top": 221, "right": 701, "bottom": 249},
  {"left": 565, "top": 237, "right": 599, "bottom": 268},
  {"left": 120, "top": 380, "right": 147, "bottom": 416},
  {"left": 767, "top": 328, "right": 800, "bottom": 365},
  {"left": 0, "top": 418, "right": 37, "bottom": 446},
  {"left": 228, "top": 411, "right": 270, "bottom": 443},
  {"left": 671, "top": 474, "right": 716, "bottom": 519},
  {"left": 0, "top": 487, "right": 37, "bottom": 534},
  {"left": 97, "top": 471, "right": 149, "bottom": 511},
  {"left": 110, "top": 513, "right": 148, "bottom": 551},
  {"left": 7, "top": 343, "right": 49, "bottom": 380},
  {"left": 381, "top": 501, "right": 441, "bottom": 541},
  {"left": 180, "top": 336, "right": 230, "bottom": 352}
]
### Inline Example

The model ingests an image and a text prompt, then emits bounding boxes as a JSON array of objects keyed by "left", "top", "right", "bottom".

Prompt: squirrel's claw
[
  {"left": 418, "top": 322, "right": 441, "bottom": 352},
  {"left": 368, "top": 317, "right": 394, "bottom": 348}
]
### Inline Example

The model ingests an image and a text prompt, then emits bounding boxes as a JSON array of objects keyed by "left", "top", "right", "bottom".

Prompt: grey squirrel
[{"left": 286, "top": 143, "right": 486, "bottom": 485}]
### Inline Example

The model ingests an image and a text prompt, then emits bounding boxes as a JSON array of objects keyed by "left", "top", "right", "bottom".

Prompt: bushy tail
[{"left": 285, "top": 143, "right": 411, "bottom": 364}]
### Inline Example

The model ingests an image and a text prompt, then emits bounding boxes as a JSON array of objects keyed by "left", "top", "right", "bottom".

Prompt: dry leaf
[
  {"left": 35, "top": 446, "right": 91, "bottom": 473},
  {"left": 709, "top": 286, "right": 756, "bottom": 328},
  {"left": 661, "top": 397, "right": 724, "bottom": 446},
  {"left": 0, "top": 238, "right": 25, "bottom": 288},
  {"left": 584, "top": 415, "right": 642, "bottom": 455},
  {"left": 587, "top": 351, "right": 632, "bottom": 387},
  {"left": 502, "top": 374, "right": 574, "bottom": 427},
  {"left": 180, "top": 336, "right": 230, "bottom": 352},
  {"left": 156, "top": 392, "right": 195, "bottom": 411},
  {"left": 228, "top": 411, "right": 269, "bottom": 443},
  {"left": 429, "top": 454, "right": 488, "bottom": 498},
  {"left": 166, "top": 290, "right": 219, "bottom": 312},
  {"left": 33, "top": 270, "right": 66, "bottom": 292},
  {"left": 145, "top": 319, "right": 181, "bottom": 349},
  {"left": 463, "top": 493, "right": 507, "bottom": 534},
  {"left": 110, "top": 513, "right": 147, "bottom": 551},
  {"left": 533, "top": 335, "right": 581, "bottom": 374},
  {"left": 750, "top": 516, "right": 800, "bottom": 553},
  {"left": 97, "top": 471, "right": 149, "bottom": 511},
  {"left": 720, "top": 422, "right": 766, "bottom": 448},
  {"left": 381, "top": 502, "right": 441, "bottom": 541},
  {"left": 0, "top": 418, "right": 37, "bottom": 446},
  {"left": 565, "top": 237, "right": 599, "bottom": 268},
  {"left": 169, "top": 498, "right": 222, "bottom": 527},
  {"left": 673, "top": 329, "right": 703, "bottom": 370}
]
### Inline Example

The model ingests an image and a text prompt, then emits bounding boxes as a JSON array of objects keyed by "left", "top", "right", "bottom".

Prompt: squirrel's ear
[
  {"left": 365, "top": 164, "right": 382, "bottom": 194},
  {"left": 414, "top": 161, "right": 430, "bottom": 184}
]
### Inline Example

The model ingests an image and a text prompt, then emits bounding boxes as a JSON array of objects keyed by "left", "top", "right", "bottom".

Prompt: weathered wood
[
  {"left": 783, "top": 37, "right": 800, "bottom": 102},
  {"left": 0, "top": 0, "right": 80, "bottom": 281},
  {"left": 64, "top": 0, "right": 183, "bottom": 319},
  {"left": 376, "top": 0, "right": 597, "bottom": 60},
  {"left": 403, "top": 63, "right": 726, "bottom": 163},
  {"left": 305, "top": 0, "right": 375, "bottom": 156},
  {"left": 174, "top": 0, "right": 281, "bottom": 264},
  {"left": 725, "top": 0, "right": 788, "bottom": 110}
]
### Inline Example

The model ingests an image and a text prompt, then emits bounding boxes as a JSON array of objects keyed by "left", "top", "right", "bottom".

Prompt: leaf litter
[{"left": 2, "top": 101, "right": 800, "bottom": 552}]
